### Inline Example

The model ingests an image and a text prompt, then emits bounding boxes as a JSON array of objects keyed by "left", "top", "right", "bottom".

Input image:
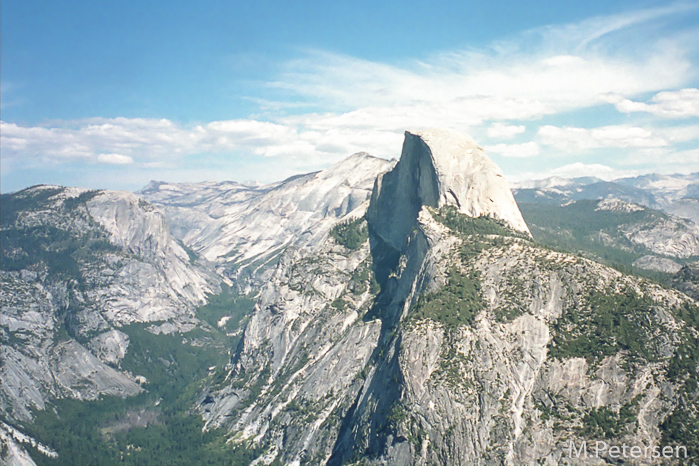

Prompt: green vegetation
[
  {"left": 14, "top": 285, "right": 261, "bottom": 466},
  {"left": 21, "top": 394, "right": 259, "bottom": 466},
  {"left": 178, "top": 240, "right": 199, "bottom": 264},
  {"left": 331, "top": 297, "right": 347, "bottom": 311},
  {"left": 1, "top": 188, "right": 120, "bottom": 283},
  {"left": 494, "top": 307, "right": 524, "bottom": 323},
  {"left": 17, "top": 322, "right": 255, "bottom": 465},
  {"left": 406, "top": 208, "right": 518, "bottom": 329},
  {"left": 518, "top": 200, "right": 693, "bottom": 277},
  {"left": 62, "top": 190, "right": 101, "bottom": 210},
  {"left": 436, "top": 336, "right": 471, "bottom": 386},
  {"left": 409, "top": 267, "right": 482, "bottom": 329},
  {"left": 0, "top": 187, "right": 64, "bottom": 224},
  {"left": 283, "top": 397, "right": 321, "bottom": 424},
  {"left": 196, "top": 284, "right": 255, "bottom": 337},
  {"left": 580, "top": 407, "right": 628, "bottom": 439},
  {"left": 661, "top": 391, "right": 699, "bottom": 464},
  {"left": 329, "top": 217, "right": 369, "bottom": 250},
  {"left": 661, "top": 304, "right": 699, "bottom": 463},
  {"left": 349, "top": 258, "right": 380, "bottom": 296},
  {"left": 579, "top": 398, "right": 639, "bottom": 439},
  {"left": 386, "top": 401, "right": 409, "bottom": 427},
  {"left": 431, "top": 206, "right": 530, "bottom": 240},
  {"left": 118, "top": 325, "right": 228, "bottom": 404},
  {"left": 1, "top": 224, "right": 120, "bottom": 280},
  {"left": 549, "top": 289, "right": 658, "bottom": 363}
]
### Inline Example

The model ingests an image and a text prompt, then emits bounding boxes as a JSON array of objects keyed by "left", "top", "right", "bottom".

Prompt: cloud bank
[{"left": 2, "top": 3, "right": 698, "bottom": 190}]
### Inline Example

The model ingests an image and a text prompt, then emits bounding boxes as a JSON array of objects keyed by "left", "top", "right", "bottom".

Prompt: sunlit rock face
[
  {"left": 140, "top": 153, "right": 394, "bottom": 289},
  {"left": 367, "top": 129, "right": 530, "bottom": 251}
]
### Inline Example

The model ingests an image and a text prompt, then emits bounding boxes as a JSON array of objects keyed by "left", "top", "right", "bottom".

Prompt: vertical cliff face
[
  {"left": 325, "top": 131, "right": 694, "bottom": 466},
  {"left": 367, "top": 129, "right": 529, "bottom": 252}
]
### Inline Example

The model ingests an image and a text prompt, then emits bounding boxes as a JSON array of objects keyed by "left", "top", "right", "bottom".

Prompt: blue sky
[{"left": 2, "top": 0, "right": 699, "bottom": 193}]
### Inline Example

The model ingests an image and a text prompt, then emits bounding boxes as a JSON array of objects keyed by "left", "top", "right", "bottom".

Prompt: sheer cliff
[{"left": 196, "top": 130, "right": 699, "bottom": 465}]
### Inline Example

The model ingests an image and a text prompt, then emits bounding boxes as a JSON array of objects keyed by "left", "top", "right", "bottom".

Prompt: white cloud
[
  {"left": 549, "top": 162, "right": 636, "bottom": 180},
  {"left": 513, "top": 162, "right": 641, "bottom": 183},
  {"left": 487, "top": 123, "right": 526, "bottom": 139},
  {"left": 486, "top": 142, "right": 540, "bottom": 158},
  {"left": 272, "top": 46, "right": 688, "bottom": 130},
  {"left": 0, "top": 117, "right": 402, "bottom": 177},
  {"left": 607, "top": 88, "right": 699, "bottom": 118},
  {"left": 538, "top": 125, "right": 669, "bottom": 150},
  {"left": 265, "top": 2, "right": 697, "bottom": 133},
  {"left": 537, "top": 123, "right": 699, "bottom": 152},
  {"left": 97, "top": 153, "right": 133, "bottom": 165}
]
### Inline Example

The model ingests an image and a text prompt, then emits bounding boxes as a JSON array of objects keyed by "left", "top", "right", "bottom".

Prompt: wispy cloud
[
  {"left": 486, "top": 142, "right": 540, "bottom": 158},
  {"left": 605, "top": 88, "right": 699, "bottom": 118},
  {"left": 487, "top": 123, "right": 526, "bottom": 139},
  {"left": 2, "top": 3, "right": 698, "bottom": 190},
  {"left": 0, "top": 117, "right": 402, "bottom": 171},
  {"left": 537, "top": 123, "right": 699, "bottom": 151},
  {"left": 97, "top": 153, "right": 134, "bottom": 165}
]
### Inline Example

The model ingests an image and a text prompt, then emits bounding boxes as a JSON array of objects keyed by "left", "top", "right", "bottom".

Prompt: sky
[{"left": 2, "top": 0, "right": 699, "bottom": 193}]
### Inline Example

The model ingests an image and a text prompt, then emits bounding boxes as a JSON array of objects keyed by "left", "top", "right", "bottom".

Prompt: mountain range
[{"left": 1, "top": 129, "right": 698, "bottom": 465}]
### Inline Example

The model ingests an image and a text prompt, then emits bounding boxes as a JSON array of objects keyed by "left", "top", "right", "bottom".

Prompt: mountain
[
  {"left": 513, "top": 178, "right": 658, "bottom": 208},
  {"left": 367, "top": 129, "right": 530, "bottom": 253},
  {"left": 517, "top": 197, "right": 699, "bottom": 274},
  {"left": 0, "top": 154, "right": 393, "bottom": 465},
  {"left": 1, "top": 186, "right": 222, "bottom": 464},
  {"left": 193, "top": 130, "right": 698, "bottom": 465},
  {"left": 2, "top": 131, "right": 699, "bottom": 465},
  {"left": 138, "top": 153, "right": 393, "bottom": 290},
  {"left": 513, "top": 172, "right": 699, "bottom": 212},
  {"left": 513, "top": 172, "right": 699, "bottom": 279},
  {"left": 615, "top": 173, "right": 699, "bottom": 208}
]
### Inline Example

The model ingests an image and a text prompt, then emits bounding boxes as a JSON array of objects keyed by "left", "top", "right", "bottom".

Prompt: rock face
[
  {"left": 368, "top": 129, "right": 529, "bottom": 251},
  {"left": 140, "top": 153, "right": 393, "bottom": 289},
  {"left": 632, "top": 255, "right": 682, "bottom": 274},
  {"left": 196, "top": 130, "right": 699, "bottom": 466}
]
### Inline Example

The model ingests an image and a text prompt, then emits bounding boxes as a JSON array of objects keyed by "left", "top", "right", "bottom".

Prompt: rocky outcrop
[
  {"left": 623, "top": 216, "right": 699, "bottom": 258},
  {"left": 367, "top": 129, "right": 529, "bottom": 251},
  {"left": 672, "top": 262, "right": 699, "bottom": 299},
  {"left": 632, "top": 255, "right": 682, "bottom": 274}
]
